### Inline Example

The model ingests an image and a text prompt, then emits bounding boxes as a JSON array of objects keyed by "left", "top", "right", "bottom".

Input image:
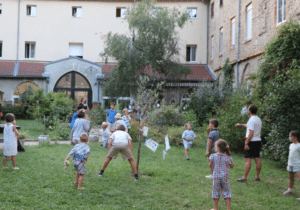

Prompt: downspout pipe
[
  {"left": 14, "top": 0, "right": 21, "bottom": 76},
  {"left": 206, "top": 0, "right": 209, "bottom": 65},
  {"left": 236, "top": 0, "right": 241, "bottom": 87}
]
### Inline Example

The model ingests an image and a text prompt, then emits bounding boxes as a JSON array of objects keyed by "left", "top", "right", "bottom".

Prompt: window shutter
[
  {"left": 0, "top": 5, "right": 2, "bottom": 14},
  {"left": 191, "top": 47, "right": 196, "bottom": 61},
  {"left": 76, "top": 7, "right": 82, "bottom": 17},
  {"left": 231, "top": 19, "right": 235, "bottom": 46},
  {"left": 69, "top": 44, "right": 83, "bottom": 57},
  {"left": 31, "top": 6, "right": 36, "bottom": 16},
  {"left": 186, "top": 46, "right": 190, "bottom": 61},
  {"left": 121, "top": 8, "right": 126, "bottom": 18},
  {"left": 116, "top": 8, "right": 121, "bottom": 17},
  {"left": 25, "top": 43, "right": 29, "bottom": 58},
  {"left": 30, "top": 43, "right": 35, "bottom": 58},
  {"left": 283, "top": 0, "right": 286, "bottom": 21}
]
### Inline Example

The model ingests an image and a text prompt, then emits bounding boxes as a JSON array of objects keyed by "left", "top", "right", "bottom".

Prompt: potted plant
[{"left": 38, "top": 115, "right": 49, "bottom": 144}]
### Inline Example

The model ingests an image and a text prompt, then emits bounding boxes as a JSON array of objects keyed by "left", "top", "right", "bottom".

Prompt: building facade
[
  {"left": 0, "top": 0, "right": 215, "bottom": 108},
  {"left": 208, "top": 0, "right": 300, "bottom": 86}
]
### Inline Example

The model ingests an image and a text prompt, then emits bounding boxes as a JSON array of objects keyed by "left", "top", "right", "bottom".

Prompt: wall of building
[
  {"left": 0, "top": 0, "right": 208, "bottom": 65},
  {"left": 208, "top": 0, "right": 300, "bottom": 83}
]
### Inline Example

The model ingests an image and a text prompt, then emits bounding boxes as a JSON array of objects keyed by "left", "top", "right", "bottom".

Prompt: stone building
[
  {"left": 0, "top": 0, "right": 215, "bottom": 108},
  {"left": 208, "top": 0, "right": 300, "bottom": 86}
]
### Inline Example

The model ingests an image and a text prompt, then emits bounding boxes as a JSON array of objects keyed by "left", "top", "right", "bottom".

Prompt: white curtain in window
[
  {"left": 30, "top": 43, "right": 35, "bottom": 58},
  {"left": 220, "top": 28, "right": 223, "bottom": 55},
  {"left": 191, "top": 47, "right": 197, "bottom": 61},
  {"left": 69, "top": 44, "right": 83, "bottom": 57},
  {"left": 246, "top": 4, "right": 252, "bottom": 41},
  {"left": 31, "top": 6, "right": 36, "bottom": 16},
  {"left": 76, "top": 7, "right": 82, "bottom": 17},
  {"left": 188, "top": 8, "right": 197, "bottom": 19},
  {"left": 231, "top": 18, "right": 235, "bottom": 46},
  {"left": 121, "top": 8, "right": 126, "bottom": 18}
]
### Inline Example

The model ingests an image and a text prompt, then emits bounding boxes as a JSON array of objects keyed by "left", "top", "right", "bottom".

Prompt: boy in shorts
[
  {"left": 182, "top": 123, "right": 196, "bottom": 160},
  {"left": 98, "top": 124, "right": 138, "bottom": 181},
  {"left": 65, "top": 133, "right": 90, "bottom": 189}
]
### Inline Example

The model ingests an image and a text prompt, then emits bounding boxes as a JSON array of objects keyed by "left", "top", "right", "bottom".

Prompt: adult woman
[{"left": 79, "top": 97, "right": 89, "bottom": 111}]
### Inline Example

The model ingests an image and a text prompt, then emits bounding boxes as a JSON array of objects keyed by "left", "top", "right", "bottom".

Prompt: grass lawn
[{"left": 0, "top": 140, "right": 299, "bottom": 209}]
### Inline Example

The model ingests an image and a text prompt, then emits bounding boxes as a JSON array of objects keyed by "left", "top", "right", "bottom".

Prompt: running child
[
  {"left": 205, "top": 119, "right": 220, "bottom": 178},
  {"left": 209, "top": 139, "right": 234, "bottom": 210},
  {"left": 282, "top": 130, "right": 300, "bottom": 200},
  {"left": 3, "top": 113, "right": 19, "bottom": 170},
  {"left": 182, "top": 123, "right": 196, "bottom": 160},
  {"left": 65, "top": 133, "right": 90, "bottom": 189},
  {"left": 100, "top": 122, "right": 111, "bottom": 148}
]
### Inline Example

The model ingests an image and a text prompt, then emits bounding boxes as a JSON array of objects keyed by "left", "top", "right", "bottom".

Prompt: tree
[{"left": 100, "top": 0, "right": 191, "bottom": 97}]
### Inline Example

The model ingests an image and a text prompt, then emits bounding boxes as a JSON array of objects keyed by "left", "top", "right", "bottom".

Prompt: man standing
[
  {"left": 106, "top": 102, "right": 118, "bottom": 132},
  {"left": 235, "top": 104, "right": 262, "bottom": 182},
  {"left": 98, "top": 125, "right": 138, "bottom": 181}
]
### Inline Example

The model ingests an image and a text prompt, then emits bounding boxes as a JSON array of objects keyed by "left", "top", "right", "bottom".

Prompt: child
[
  {"left": 3, "top": 113, "right": 19, "bottom": 169},
  {"left": 182, "top": 123, "right": 196, "bottom": 160},
  {"left": 205, "top": 119, "right": 220, "bottom": 178},
  {"left": 100, "top": 122, "right": 111, "bottom": 148},
  {"left": 209, "top": 139, "right": 234, "bottom": 210},
  {"left": 282, "top": 130, "right": 300, "bottom": 200},
  {"left": 70, "top": 110, "right": 90, "bottom": 145},
  {"left": 65, "top": 133, "right": 90, "bottom": 189}
]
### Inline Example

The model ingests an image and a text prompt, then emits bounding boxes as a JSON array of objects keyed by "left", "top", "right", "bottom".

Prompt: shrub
[
  {"left": 2, "top": 105, "right": 27, "bottom": 120},
  {"left": 184, "top": 109, "right": 199, "bottom": 130},
  {"left": 27, "top": 89, "right": 74, "bottom": 127},
  {"left": 146, "top": 105, "right": 185, "bottom": 126},
  {"left": 88, "top": 106, "right": 106, "bottom": 128}
]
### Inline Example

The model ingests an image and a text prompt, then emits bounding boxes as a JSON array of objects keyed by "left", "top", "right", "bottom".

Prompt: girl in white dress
[{"left": 3, "top": 113, "right": 19, "bottom": 169}]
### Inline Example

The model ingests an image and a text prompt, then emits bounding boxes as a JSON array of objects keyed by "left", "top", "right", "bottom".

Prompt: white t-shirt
[
  {"left": 110, "top": 130, "right": 132, "bottom": 144},
  {"left": 246, "top": 116, "right": 262, "bottom": 141},
  {"left": 288, "top": 143, "right": 300, "bottom": 167}
]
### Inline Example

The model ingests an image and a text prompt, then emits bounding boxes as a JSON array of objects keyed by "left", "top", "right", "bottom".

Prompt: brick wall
[{"left": 208, "top": 0, "right": 300, "bottom": 84}]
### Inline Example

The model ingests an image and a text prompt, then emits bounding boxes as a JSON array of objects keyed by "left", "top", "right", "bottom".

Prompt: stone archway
[{"left": 54, "top": 71, "right": 92, "bottom": 109}]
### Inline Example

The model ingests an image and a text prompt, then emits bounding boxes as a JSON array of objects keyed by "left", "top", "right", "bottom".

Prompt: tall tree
[{"left": 101, "top": 0, "right": 191, "bottom": 97}]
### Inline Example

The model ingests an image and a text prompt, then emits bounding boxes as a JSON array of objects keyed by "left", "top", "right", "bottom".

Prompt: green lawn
[{"left": 0, "top": 141, "right": 299, "bottom": 209}]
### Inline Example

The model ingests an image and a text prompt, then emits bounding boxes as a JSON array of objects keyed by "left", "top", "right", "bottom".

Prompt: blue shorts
[
  {"left": 287, "top": 166, "right": 300, "bottom": 172},
  {"left": 103, "top": 140, "right": 109, "bottom": 148}
]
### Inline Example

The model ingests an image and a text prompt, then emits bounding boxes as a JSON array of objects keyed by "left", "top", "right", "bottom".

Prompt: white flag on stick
[
  {"left": 165, "top": 135, "right": 170, "bottom": 151},
  {"left": 144, "top": 138, "right": 159, "bottom": 152}
]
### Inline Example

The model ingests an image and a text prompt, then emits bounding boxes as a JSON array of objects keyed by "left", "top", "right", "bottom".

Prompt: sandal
[
  {"left": 237, "top": 177, "right": 247, "bottom": 182},
  {"left": 254, "top": 178, "right": 260, "bottom": 181},
  {"left": 282, "top": 190, "right": 293, "bottom": 195}
]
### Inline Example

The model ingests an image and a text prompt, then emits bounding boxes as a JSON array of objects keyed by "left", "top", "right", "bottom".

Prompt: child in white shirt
[
  {"left": 182, "top": 123, "right": 196, "bottom": 160},
  {"left": 100, "top": 122, "right": 111, "bottom": 148}
]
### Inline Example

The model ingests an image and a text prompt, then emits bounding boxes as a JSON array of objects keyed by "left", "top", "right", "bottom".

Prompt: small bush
[
  {"left": 2, "top": 105, "right": 27, "bottom": 119},
  {"left": 184, "top": 109, "right": 199, "bottom": 131},
  {"left": 146, "top": 105, "right": 185, "bottom": 126},
  {"left": 88, "top": 106, "right": 106, "bottom": 128}
]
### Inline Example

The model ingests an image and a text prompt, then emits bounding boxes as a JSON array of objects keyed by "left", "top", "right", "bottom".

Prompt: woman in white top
[{"left": 3, "top": 113, "right": 19, "bottom": 169}]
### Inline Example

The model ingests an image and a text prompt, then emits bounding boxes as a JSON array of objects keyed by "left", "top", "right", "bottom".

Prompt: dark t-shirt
[{"left": 208, "top": 129, "right": 220, "bottom": 153}]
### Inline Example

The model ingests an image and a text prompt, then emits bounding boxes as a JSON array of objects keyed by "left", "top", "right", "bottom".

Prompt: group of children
[{"left": 2, "top": 107, "right": 300, "bottom": 208}]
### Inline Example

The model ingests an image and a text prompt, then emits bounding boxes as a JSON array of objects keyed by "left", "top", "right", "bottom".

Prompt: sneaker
[
  {"left": 282, "top": 190, "right": 293, "bottom": 195},
  {"left": 205, "top": 174, "right": 213, "bottom": 179},
  {"left": 134, "top": 174, "right": 139, "bottom": 181},
  {"left": 185, "top": 157, "right": 190, "bottom": 160},
  {"left": 98, "top": 170, "right": 104, "bottom": 177},
  {"left": 13, "top": 167, "right": 20, "bottom": 170}
]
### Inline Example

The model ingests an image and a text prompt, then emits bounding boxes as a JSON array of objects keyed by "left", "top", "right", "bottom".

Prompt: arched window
[
  {"left": 14, "top": 81, "right": 38, "bottom": 95},
  {"left": 54, "top": 71, "right": 92, "bottom": 109}
]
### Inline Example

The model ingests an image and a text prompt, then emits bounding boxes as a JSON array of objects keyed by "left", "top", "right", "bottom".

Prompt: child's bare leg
[
  {"left": 185, "top": 148, "right": 189, "bottom": 157},
  {"left": 3, "top": 156, "right": 7, "bottom": 167},
  {"left": 213, "top": 199, "right": 219, "bottom": 210},
  {"left": 128, "top": 158, "right": 138, "bottom": 174},
  {"left": 289, "top": 172, "right": 295, "bottom": 189},
  {"left": 225, "top": 198, "right": 231, "bottom": 210},
  {"left": 74, "top": 172, "right": 79, "bottom": 184},
  {"left": 12, "top": 156, "right": 16, "bottom": 168},
  {"left": 78, "top": 174, "right": 85, "bottom": 189},
  {"left": 296, "top": 171, "right": 300, "bottom": 182}
]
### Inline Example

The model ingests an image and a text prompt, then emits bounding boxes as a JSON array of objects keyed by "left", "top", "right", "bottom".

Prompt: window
[
  {"left": 116, "top": 8, "right": 126, "bottom": 18},
  {"left": 277, "top": 0, "right": 286, "bottom": 24},
  {"left": 211, "top": 3, "right": 214, "bottom": 18},
  {"left": 211, "top": 36, "right": 214, "bottom": 60},
  {"left": 220, "top": 28, "right": 223, "bottom": 55},
  {"left": 246, "top": 4, "right": 252, "bottom": 41},
  {"left": 231, "top": 18, "right": 235, "bottom": 46},
  {"left": 72, "top": 7, "right": 82, "bottom": 18},
  {"left": 152, "top": 8, "right": 161, "bottom": 18},
  {"left": 26, "top": 5, "right": 36, "bottom": 16},
  {"left": 186, "top": 46, "right": 197, "bottom": 62},
  {"left": 0, "top": 4, "right": 2, "bottom": 15},
  {"left": 14, "top": 82, "right": 38, "bottom": 95},
  {"left": 0, "top": 42, "right": 2, "bottom": 57},
  {"left": 69, "top": 43, "right": 83, "bottom": 58},
  {"left": 187, "top": 8, "right": 197, "bottom": 19},
  {"left": 220, "top": 0, "right": 223, "bottom": 6},
  {"left": 25, "top": 42, "right": 35, "bottom": 58}
]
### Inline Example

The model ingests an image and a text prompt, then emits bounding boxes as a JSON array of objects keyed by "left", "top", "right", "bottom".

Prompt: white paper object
[
  {"left": 165, "top": 135, "right": 170, "bottom": 151},
  {"left": 144, "top": 138, "right": 159, "bottom": 152},
  {"left": 143, "top": 127, "right": 149, "bottom": 136}
]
